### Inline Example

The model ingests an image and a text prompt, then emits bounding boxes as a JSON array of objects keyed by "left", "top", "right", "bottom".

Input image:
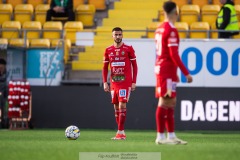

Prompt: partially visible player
[
  {"left": 154, "top": 1, "right": 193, "bottom": 145},
  {"left": 102, "top": 27, "right": 138, "bottom": 140}
]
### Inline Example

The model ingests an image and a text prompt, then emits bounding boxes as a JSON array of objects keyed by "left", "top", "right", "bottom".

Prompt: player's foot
[
  {"left": 167, "top": 137, "right": 188, "bottom": 145},
  {"left": 111, "top": 133, "right": 126, "bottom": 140},
  {"left": 155, "top": 138, "right": 167, "bottom": 145}
]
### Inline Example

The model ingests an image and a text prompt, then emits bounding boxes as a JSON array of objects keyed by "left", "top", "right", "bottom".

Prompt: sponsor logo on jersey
[
  {"left": 169, "top": 38, "right": 177, "bottom": 43},
  {"left": 115, "top": 57, "right": 119, "bottom": 60},
  {"left": 119, "top": 89, "right": 126, "bottom": 97},
  {"left": 111, "top": 62, "right": 125, "bottom": 66},
  {"left": 110, "top": 52, "right": 114, "bottom": 56},
  {"left": 170, "top": 31, "right": 176, "bottom": 37},
  {"left": 116, "top": 51, "right": 119, "bottom": 56}
]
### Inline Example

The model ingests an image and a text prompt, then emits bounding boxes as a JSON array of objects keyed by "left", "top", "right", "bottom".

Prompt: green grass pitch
[{"left": 0, "top": 129, "right": 240, "bottom": 160}]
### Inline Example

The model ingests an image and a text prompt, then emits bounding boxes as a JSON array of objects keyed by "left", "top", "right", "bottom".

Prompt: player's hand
[
  {"left": 131, "top": 83, "right": 136, "bottom": 91},
  {"left": 186, "top": 74, "right": 193, "bottom": 83},
  {"left": 103, "top": 82, "right": 110, "bottom": 92}
]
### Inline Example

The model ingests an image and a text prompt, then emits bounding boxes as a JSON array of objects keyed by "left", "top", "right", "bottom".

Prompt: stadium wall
[{"left": 31, "top": 86, "right": 240, "bottom": 130}]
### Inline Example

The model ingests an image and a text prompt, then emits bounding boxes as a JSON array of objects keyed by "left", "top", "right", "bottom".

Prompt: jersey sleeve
[
  {"left": 168, "top": 29, "right": 189, "bottom": 76},
  {"left": 102, "top": 48, "right": 109, "bottom": 83},
  {"left": 129, "top": 46, "right": 138, "bottom": 83}
]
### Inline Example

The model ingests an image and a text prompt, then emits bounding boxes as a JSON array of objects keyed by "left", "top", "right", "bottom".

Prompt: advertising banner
[
  {"left": 26, "top": 49, "right": 64, "bottom": 86},
  {"left": 124, "top": 39, "right": 240, "bottom": 88},
  {"left": 6, "top": 48, "right": 25, "bottom": 80}
]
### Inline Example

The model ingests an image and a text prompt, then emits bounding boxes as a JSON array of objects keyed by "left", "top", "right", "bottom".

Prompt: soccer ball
[{"left": 65, "top": 125, "right": 80, "bottom": 140}]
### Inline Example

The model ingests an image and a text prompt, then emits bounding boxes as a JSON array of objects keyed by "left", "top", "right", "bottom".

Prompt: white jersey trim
[{"left": 168, "top": 44, "right": 178, "bottom": 47}]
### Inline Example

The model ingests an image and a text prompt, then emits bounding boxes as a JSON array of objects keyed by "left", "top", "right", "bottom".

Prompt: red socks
[
  {"left": 156, "top": 107, "right": 167, "bottom": 133},
  {"left": 115, "top": 109, "right": 119, "bottom": 125},
  {"left": 118, "top": 108, "right": 127, "bottom": 131},
  {"left": 166, "top": 108, "right": 175, "bottom": 132},
  {"left": 156, "top": 107, "right": 175, "bottom": 133}
]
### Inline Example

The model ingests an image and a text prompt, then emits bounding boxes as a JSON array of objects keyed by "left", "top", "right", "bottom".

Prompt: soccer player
[
  {"left": 154, "top": 1, "right": 193, "bottom": 145},
  {"left": 102, "top": 27, "right": 138, "bottom": 140}
]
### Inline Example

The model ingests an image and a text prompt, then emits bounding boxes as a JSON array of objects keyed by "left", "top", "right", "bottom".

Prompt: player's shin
[
  {"left": 118, "top": 108, "right": 127, "bottom": 133},
  {"left": 156, "top": 107, "right": 167, "bottom": 139}
]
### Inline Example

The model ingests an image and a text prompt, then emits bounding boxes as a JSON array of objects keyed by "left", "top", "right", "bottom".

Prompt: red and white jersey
[
  {"left": 155, "top": 22, "right": 189, "bottom": 79},
  {"left": 103, "top": 43, "right": 137, "bottom": 88}
]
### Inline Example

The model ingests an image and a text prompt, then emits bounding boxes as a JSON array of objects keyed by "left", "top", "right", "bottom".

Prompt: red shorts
[
  {"left": 155, "top": 76, "right": 177, "bottom": 98},
  {"left": 110, "top": 87, "right": 131, "bottom": 104}
]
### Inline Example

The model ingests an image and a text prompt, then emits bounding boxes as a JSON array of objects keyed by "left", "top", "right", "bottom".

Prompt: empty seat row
[
  {"left": 0, "top": 38, "right": 71, "bottom": 63},
  {"left": 1, "top": 0, "right": 106, "bottom": 10},
  {"left": 159, "top": 4, "right": 240, "bottom": 26},
  {"left": 0, "top": 21, "right": 83, "bottom": 44},
  {"left": 147, "top": 21, "right": 240, "bottom": 39},
  {"left": 0, "top": 3, "right": 96, "bottom": 27},
  {"left": 173, "top": 0, "right": 240, "bottom": 7}
]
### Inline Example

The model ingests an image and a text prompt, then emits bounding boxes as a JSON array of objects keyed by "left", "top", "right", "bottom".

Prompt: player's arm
[
  {"left": 131, "top": 59, "right": 138, "bottom": 91},
  {"left": 102, "top": 50, "right": 110, "bottom": 92},
  {"left": 129, "top": 46, "right": 138, "bottom": 91},
  {"left": 168, "top": 30, "right": 192, "bottom": 82}
]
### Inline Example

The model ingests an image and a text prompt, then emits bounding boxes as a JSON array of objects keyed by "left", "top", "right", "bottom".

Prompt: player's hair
[
  {"left": 0, "top": 58, "right": 6, "bottom": 65},
  {"left": 112, "top": 27, "right": 123, "bottom": 32},
  {"left": 163, "top": 1, "right": 177, "bottom": 14}
]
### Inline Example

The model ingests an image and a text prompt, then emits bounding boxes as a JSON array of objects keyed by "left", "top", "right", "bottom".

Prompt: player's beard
[{"left": 114, "top": 38, "right": 122, "bottom": 44}]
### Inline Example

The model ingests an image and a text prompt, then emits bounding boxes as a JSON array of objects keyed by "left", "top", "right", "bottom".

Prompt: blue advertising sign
[{"left": 27, "top": 49, "right": 64, "bottom": 86}]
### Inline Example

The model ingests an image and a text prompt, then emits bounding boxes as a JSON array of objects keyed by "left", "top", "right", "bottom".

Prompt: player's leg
[
  {"left": 155, "top": 77, "right": 168, "bottom": 144},
  {"left": 112, "top": 87, "right": 131, "bottom": 140},
  {"left": 114, "top": 103, "right": 120, "bottom": 125}
]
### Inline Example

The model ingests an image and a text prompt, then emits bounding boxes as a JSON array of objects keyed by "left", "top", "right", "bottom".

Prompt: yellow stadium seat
[
  {"left": 88, "top": 0, "right": 106, "bottom": 10},
  {"left": 6, "top": 0, "right": 23, "bottom": 8},
  {"left": 35, "top": 4, "right": 49, "bottom": 24},
  {"left": 0, "top": 4, "right": 13, "bottom": 25},
  {"left": 175, "top": 22, "right": 189, "bottom": 38},
  {"left": 30, "top": 38, "right": 50, "bottom": 48},
  {"left": 190, "top": 22, "right": 210, "bottom": 38},
  {"left": 235, "top": 5, "right": 240, "bottom": 21},
  {"left": 43, "top": 21, "right": 63, "bottom": 39},
  {"left": 9, "top": 38, "right": 29, "bottom": 48},
  {"left": 234, "top": 0, "right": 240, "bottom": 4},
  {"left": 14, "top": 4, "right": 34, "bottom": 24},
  {"left": 22, "top": 21, "right": 42, "bottom": 39},
  {"left": 172, "top": 0, "right": 189, "bottom": 8},
  {"left": 76, "top": 4, "right": 96, "bottom": 27},
  {"left": 64, "top": 21, "right": 83, "bottom": 44},
  {"left": 146, "top": 22, "right": 162, "bottom": 38},
  {"left": 26, "top": 0, "right": 44, "bottom": 8},
  {"left": 191, "top": 0, "right": 210, "bottom": 8},
  {"left": 233, "top": 22, "right": 240, "bottom": 39},
  {"left": 2, "top": 21, "right": 21, "bottom": 39},
  {"left": 212, "top": 0, "right": 221, "bottom": 5},
  {"left": 73, "top": 0, "right": 85, "bottom": 10},
  {"left": 210, "top": 22, "right": 218, "bottom": 38},
  {"left": 51, "top": 39, "right": 71, "bottom": 63},
  {"left": 0, "top": 38, "right": 8, "bottom": 45},
  {"left": 201, "top": 5, "right": 221, "bottom": 25},
  {"left": 180, "top": 5, "right": 200, "bottom": 25}
]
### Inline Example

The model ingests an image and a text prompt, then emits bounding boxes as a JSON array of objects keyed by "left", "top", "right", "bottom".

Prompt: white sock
[
  {"left": 157, "top": 132, "right": 166, "bottom": 140},
  {"left": 167, "top": 132, "right": 176, "bottom": 139},
  {"left": 118, "top": 130, "right": 125, "bottom": 134}
]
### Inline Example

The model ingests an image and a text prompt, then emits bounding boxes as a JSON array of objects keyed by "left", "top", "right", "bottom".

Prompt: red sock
[
  {"left": 115, "top": 109, "right": 119, "bottom": 125},
  {"left": 166, "top": 108, "right": 175, "bottom": 132},
  {"left": 118, "top": 108, "right": 127, "bottom": 131},
  {"left": 156, "top": 107, "right": 167, "bottom": 133}
]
